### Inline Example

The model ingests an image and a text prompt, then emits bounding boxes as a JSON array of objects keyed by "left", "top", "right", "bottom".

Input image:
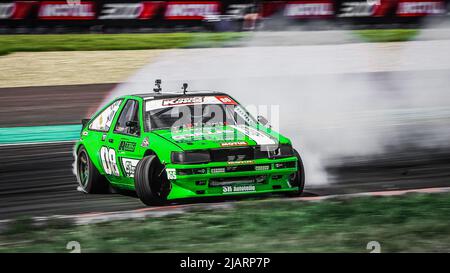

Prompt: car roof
[{"left": 130, "top": 91, "right": 229, "bottom": 100}]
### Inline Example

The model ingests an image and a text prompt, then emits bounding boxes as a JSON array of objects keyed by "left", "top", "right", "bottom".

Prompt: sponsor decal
[
  {"left": 223, "top": 184, "right": 256, "bottom": 194},
  {"left": 396, "top": 0, "right": 445, "bottom": 16},
  {"left": 100, "top": 146, "right": 120, "bottom": 176},
  {"left": 284, "top": 1, "right": 334, "bottom": 18},
  {"left": 227, "top": 160, "right": 255, "bottom": 165},
  {"left": 230, "top": 124, "right": 277, "bottom": 146},
  {"left": 99, "top": 2, "right": 162, "bottom": 20},
  {"left": 234, "top": 105, "right": 256, "bottom": 126},
  {"left": 162, "top": 97, "right": 204, "bottom": 106},
  {"left": 118, "top": 141, "right": 136, "bottom": 152},
  {"left": 38, "top": 1, "right": 95, "bottom": 20},
  {"left": 166, "top": 168, "right": 177, "bottom": 179},
  {"left": 0, "top": 1, "right": 37, "bottom": 20},
  {"left": 146, "top": 96, "right": 238, "bottom": 111},
  {"left": 220, "top": 141, "right": 248, "bottom": 147},
  {"left": 164, "top": 1, "right": 220, "bottom": 20},
  {"left": 172, "top": 128, "right": 235, "bottom": 141},
  {"left": 141, "top": 136, "right": 150, "bottom": 147},
  {"left": 215, "top": 95, "right": 237, "bottom": 105},
  {"left": 121, "top": 158, "right": 139, "bottom": 178}
]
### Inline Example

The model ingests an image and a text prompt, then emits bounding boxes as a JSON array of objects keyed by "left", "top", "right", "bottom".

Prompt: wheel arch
[{"left": 143, "top": 149, "right": 157, "bottom": 157}]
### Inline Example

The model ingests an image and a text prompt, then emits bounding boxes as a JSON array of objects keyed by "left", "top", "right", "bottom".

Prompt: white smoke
[{"left": 106, "top": 33, "right": 450, "bottom": 186}]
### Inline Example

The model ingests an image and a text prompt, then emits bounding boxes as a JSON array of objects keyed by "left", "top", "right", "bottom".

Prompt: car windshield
[{"left": 144, "top": 96, "right": 257, "bottom": 130}]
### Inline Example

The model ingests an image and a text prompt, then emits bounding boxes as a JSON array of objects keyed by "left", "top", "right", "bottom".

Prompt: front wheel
[
  {"left": 134, "top": 155, "right": 171, "bottom": 206},
  {"left": 285, "top": 149, "right": 305, "bottom": 197},
  {"left": 76, "top": 146, "right": 110, "bottom": 193}
]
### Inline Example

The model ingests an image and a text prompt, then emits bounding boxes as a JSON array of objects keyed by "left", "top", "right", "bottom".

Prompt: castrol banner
[
  {"left": 38, "top": 1, "right": 96, "bottom": 20},
  {"left": 396, "top": 0, "right": 446, "bottom": 16},
  {"left": 284, "top": 1, "right": 334, "bottom": 18},
  {"left": 164, "top": 1, "right": 220, "bottom": 20}
]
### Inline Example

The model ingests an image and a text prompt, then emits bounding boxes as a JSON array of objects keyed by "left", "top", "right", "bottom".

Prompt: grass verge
[
  {"left": 354, "top": 29, "right": 420, "bottom": 42},
  {"left": 1, "top": 192, "right": 450, "bottom": 252},
  {"left": 0, "top": 32, "right": 246, "bottom": 56}
]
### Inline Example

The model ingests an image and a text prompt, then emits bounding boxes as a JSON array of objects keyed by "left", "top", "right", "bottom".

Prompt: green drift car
[{"left": 75, "top": 87, "right": 305, "bottom": 205}]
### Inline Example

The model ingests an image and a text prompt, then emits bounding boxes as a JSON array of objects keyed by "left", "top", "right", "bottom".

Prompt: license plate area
[
  {"left": 222, "top": 184, "right": 256, "bottom": 194},
  {"left": 209, "top": 176, "right": 267, "bottom": 187}
]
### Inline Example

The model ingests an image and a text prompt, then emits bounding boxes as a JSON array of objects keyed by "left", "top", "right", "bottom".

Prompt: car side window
[
  {"left": 89, "top": 100, "right": 123, "bottom": 132},
  {"left": 114, "top": 100, "right": 140, "bottom": 136}
]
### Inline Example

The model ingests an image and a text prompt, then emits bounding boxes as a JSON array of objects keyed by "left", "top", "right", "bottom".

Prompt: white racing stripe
[{"left": 230, "top": 125, "right": 277, "bottom": 145}]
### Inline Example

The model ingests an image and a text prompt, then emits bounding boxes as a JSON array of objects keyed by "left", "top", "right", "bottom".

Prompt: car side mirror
[
  {"left": 81, "top": 118, "right": 90, "bottom": 129},
  {"left": 257, "top": 115, "right": 270, "bottom": 127}
]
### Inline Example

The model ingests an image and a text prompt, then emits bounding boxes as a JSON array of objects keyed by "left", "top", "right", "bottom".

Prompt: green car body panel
[{"left": 75, "top": 93, "right": 301, "bottom": 200}]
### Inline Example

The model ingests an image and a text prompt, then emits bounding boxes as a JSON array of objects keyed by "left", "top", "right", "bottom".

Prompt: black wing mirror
[{"left": 81, "top": 119, "right": 90, "bottom": 130}]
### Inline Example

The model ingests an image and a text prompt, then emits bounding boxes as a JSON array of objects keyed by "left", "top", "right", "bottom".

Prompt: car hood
[{"left": 150, "top": 124, "right": 284, "bottom": 150}]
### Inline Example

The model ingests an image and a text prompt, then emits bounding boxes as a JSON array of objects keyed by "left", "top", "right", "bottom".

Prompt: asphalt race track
[
  {"left": 0, "top": 83, "right": 116, "bottom": 127},
  {"left": 0, "top": 142, "right": 145, "bottom": 219},
  {"left": 1, "top": 141, "right": 450, "bottom": 219}
]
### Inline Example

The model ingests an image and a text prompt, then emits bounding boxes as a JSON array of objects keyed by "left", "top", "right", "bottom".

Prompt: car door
[
  {"left": 85, "top": 99, "right": 123, "bottom": 174},
  {"left": 104, "top": 98, "right": 143, "bottom": 186}
]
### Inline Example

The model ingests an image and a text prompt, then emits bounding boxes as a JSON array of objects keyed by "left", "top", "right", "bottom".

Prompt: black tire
[
  {"left": 134, "top": 155, "right": 171, "bottom": 206},
  {"left": 285, "top": 149, "right": 305, "bottom": 197},
  {"left": 76, "top": 146, "right": 110, "bottom": 194}
]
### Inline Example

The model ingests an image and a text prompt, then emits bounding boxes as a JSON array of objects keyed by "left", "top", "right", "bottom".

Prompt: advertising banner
[
  {"left": 164, "top": 1, "right": 221, "bottom": 20},
  {"left": 284, "top": 1, "right": 334, "bottom": 18},
  {"left": 98, "top": 1, "right": 163, "bottom": 20},
  {"left": 0, "top": 1, "right": 37, "bottom": 20},
  {"left": 396, "top": 0, "right": 446, "bottom": 16},
  {"left": 38, "top": 1, "right": 96, "bottom": 20}
]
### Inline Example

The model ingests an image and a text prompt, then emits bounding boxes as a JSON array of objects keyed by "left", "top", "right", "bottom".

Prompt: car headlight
[
  {"left": 171, "top": 151, "right": 211, "bottom": 164},
  {"left": 267, "top": 144, "right": 294, "bottom": 158},
  {"left": 279, "top": 144, "right": 294, "bottom": 157}
]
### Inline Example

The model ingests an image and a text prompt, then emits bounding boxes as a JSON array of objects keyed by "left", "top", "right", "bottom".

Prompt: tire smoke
[{"left": 107, "top": 34, "right": 450, "bottom": 186}]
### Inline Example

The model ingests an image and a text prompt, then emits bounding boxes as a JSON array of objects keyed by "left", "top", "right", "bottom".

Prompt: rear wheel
[
  {"left": 76, "top": 147, "right": 110, "bottom": 193},
  {"left": 134, "top": 155, "right": 171, "bottom": 206},
  {"left": 285, "top": 149, "right": 305, "bottom": 197}
]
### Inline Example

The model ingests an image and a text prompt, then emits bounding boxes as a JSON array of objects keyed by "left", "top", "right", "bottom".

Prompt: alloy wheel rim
[{"left": 78, "top": 152, "right": 89, "bottom": 187}]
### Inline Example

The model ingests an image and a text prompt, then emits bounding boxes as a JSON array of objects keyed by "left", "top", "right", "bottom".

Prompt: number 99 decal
[{"left": 100, "top": 147, "right": 120, "bottom": 176}]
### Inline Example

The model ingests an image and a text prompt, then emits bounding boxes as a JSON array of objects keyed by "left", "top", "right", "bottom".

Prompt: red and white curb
[{"left": 1, "top": 187, "right": 450, "bottom": 231}]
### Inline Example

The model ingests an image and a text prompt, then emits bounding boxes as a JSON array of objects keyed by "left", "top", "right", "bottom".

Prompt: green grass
[
  {"left": 0, "top": 32, "right": 246, "bottom": 56},
  {"left": 354, "top": 29, "right": 420, "bottom": 43},
  {"left": 1, "top": 192, "right": 450, "bottom": 252}
]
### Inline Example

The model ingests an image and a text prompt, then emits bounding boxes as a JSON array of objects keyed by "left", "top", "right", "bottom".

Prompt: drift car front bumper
[{"left": 165, "top": 156, "right": 299, "bottom": 200}]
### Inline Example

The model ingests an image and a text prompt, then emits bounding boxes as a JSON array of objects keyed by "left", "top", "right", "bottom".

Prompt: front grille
[
  {"left": 210, "top": 147, "right": 268, "bottom": 162},
  {"left": 211, "top": 165, "right": 271, "bottom": 174}
]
